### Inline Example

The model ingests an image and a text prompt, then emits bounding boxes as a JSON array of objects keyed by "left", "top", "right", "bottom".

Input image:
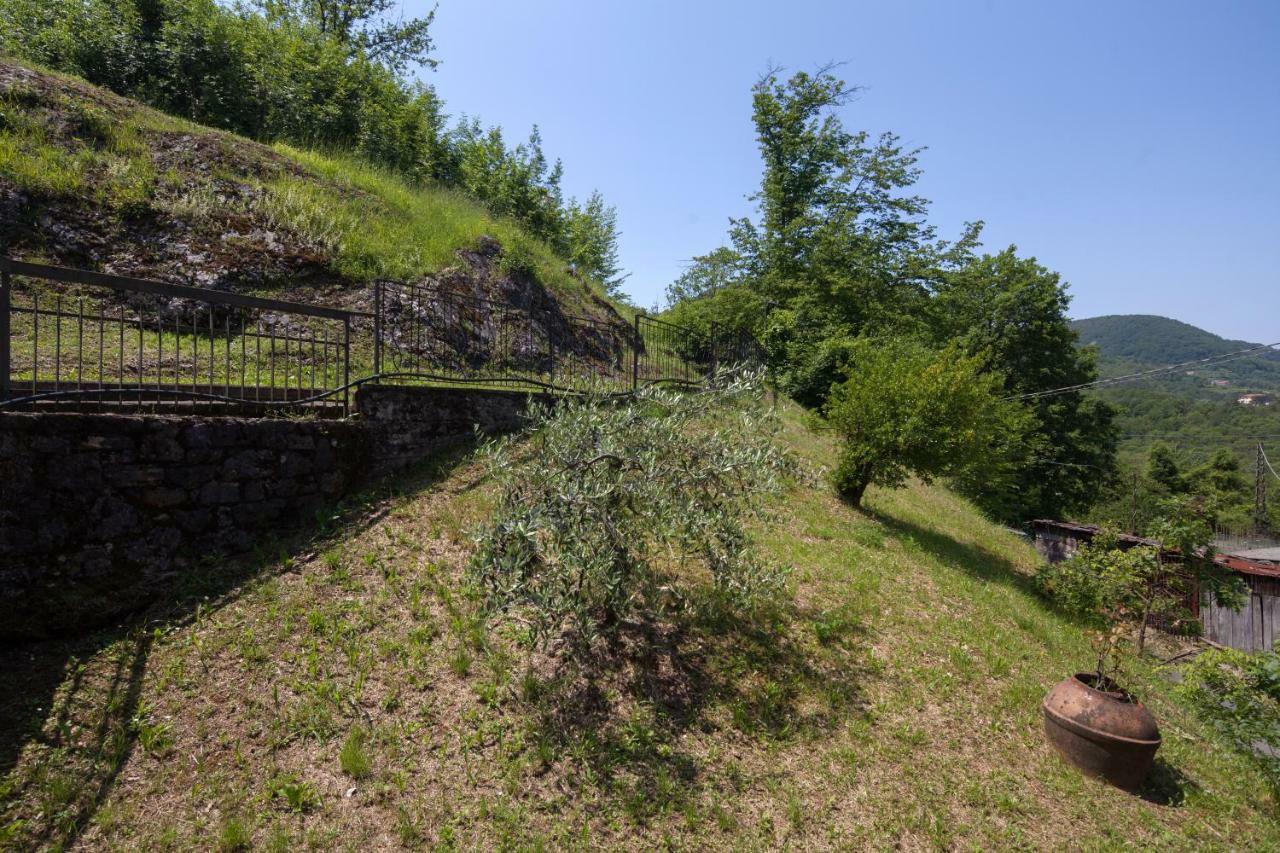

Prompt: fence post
[
  {"left": 631, "top": 312, "right": 641, "bottom": 393},
  {"left": 548, "top": 328, "right": 556, "bottom": 388},
  {"left": 373, "top": 280, "right": 382, "bottom": 382},
  {"left": 343, "top": 315, "right": 351, "bottom": 417},
  {"left": 708, "top": 322, "right": 718, "bottom": 380},
  {"left": 0, "top": 262, "right": 9, "bottom": 403}
]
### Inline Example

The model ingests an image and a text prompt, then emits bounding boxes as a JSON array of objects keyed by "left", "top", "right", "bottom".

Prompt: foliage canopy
[
  {"left": 662, "top": 66, "right": 1117, "bottom": 522},
  {"left": 823, "top": 338, "right": 1027, "bottom": 508}
]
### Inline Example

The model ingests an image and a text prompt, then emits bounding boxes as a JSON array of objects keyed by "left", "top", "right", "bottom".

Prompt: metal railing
[
  {"left": 0, "top": 258, "right": 357, "bottom": 414},
  {"left": 0, "top": 258, "right": 762, "bottom": 416},
  {"left": 372, "top": 280, "right": 633, "bottom": 393}
]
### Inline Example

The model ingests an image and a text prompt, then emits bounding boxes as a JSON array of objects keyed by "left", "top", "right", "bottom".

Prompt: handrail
[
  {"left": 0, "top": 258, "right": 367, "bottom": 321},
  {"left": 1, "top": 257, "right": 762, "bottom": 417}
]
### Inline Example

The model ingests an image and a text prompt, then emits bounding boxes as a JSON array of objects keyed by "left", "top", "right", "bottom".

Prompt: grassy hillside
[
  {"left": 0, "top": 57, "right": 624, "bottom": 323},
  {"left": 2, "top": 402, "right": 1275, "bottom": 850},
  {"left": 1072, "top": 314, "right": 1280, "bottom": 397}
]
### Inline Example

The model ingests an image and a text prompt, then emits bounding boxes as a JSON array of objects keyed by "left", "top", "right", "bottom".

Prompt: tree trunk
[{"left": 840, "top": 476, "right": 869, "bottom": 508}]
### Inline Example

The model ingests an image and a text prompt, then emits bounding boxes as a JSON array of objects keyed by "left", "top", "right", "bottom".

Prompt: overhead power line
[
  {"left": 1119, "top": 433, "right": 1280, "bottom": 443},
  {"left": 1004, "top": 341, "right": 1280, "bottom": 402},
  {"left": 1263, "top": 444, "right": 1280, "bottom": 483}
]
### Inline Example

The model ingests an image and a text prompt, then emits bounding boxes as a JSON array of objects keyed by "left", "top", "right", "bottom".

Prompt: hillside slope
[
  {"left": 1, "top": 403, "right": 1275, "bottom": 850},
  {"left": 0, "top": 57, "right": 624, "bottom": 323},
  {"left": 1072, "top": 314, "right": 1280, "bottom": 396}
]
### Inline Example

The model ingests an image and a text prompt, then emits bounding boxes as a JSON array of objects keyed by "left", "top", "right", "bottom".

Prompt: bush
[
  {"left": 1179, "top": 648, "right": 1280, "bottom": 792},
  {"left": 1035, "top": 500, "right": 1247, "bottom": 681},
  {"left": 469, "top": 369, "right": 790, "bottom": 652}
]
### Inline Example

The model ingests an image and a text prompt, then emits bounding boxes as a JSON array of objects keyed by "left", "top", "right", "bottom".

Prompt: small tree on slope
[{"left": 824, "top": 337, "right": 1026, "bottom": 508}]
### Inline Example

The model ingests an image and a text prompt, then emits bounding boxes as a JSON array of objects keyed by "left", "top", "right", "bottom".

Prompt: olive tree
[{"left": 469, "top": 369, "right": 791, "bottom": 652}]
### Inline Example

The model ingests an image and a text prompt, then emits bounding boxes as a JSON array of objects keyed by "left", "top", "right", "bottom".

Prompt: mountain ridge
[{"left": 1071, "top": 313, "right": 1280, "bottom": 394}]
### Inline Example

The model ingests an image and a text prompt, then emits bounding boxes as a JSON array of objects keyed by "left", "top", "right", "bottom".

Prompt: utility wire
[
  {"left": 1120, "top": 433, "right": 1280, "bottom": 440},
  {"left": 1004, "top": 341, "right": 1280, "bottom": 402},
  {"left": 1263, "top": 444, "right": 1280, "bottom": 483}
]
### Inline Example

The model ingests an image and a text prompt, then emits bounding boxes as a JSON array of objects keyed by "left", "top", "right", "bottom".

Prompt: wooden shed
[
  {"left": 1200, "top": 553, "right": 1280, "bottom": 652},
  {"left": 1031, "top": 520, "right": 1280, "bottom": 652}
]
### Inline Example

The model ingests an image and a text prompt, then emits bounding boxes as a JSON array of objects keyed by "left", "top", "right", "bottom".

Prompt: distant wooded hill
[
  {"left": 1070, "top": 315, "right": 1280, "bottom": 475},
  {"left": 1071, "top": 315, "right": 1280, "bottom": 396}
]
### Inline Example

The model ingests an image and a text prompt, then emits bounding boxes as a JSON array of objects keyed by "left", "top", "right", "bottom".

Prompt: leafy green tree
[
  {"left": 1147, "top": 442, "right": 1186, "bottom": 493},
  {"left": 1036, "top": 499, "right": 1246, "bottom": 685},
  {"left": 730, "top": 66, "right": 980, "bottom": 403},
  {"left": 1190, "top": 448, "right": 1249, "bottom": 494},
  {"left": 259, "top": 0, "right": 437, "bottom": 72},
  {"left": 665, "top": 247, "right": 743, "bottom": 307},
  {"left": 563, "top": 191, "right": 626, "bottom": 296},
  {"left": 824, "top": 338, "right": 1027, "bottom": 507},
  {"left": 929, "top": 247, "right": 1118, "bottom": 521}
]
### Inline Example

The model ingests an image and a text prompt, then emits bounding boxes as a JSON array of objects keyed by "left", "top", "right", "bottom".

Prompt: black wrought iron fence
[
  {"left": 0, "top": 258, "right": 763, "bottom": 416},
  {"left": 633, "top": 314, "right": 707, "bottom": 389},
  {"left": 372, "top": 281, "right": 634, "bottom": 392},
  {"left": 0, "top": 259, "right": 356, "bottom": 414}
]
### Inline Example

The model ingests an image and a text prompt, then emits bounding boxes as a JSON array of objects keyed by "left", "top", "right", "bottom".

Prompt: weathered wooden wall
[{"left": 1202, "top": 576, "right": 1280, "bottom": 652}]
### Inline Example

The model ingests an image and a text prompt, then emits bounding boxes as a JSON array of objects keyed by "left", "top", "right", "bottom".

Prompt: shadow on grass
[
  {"left": 525, "top": 597, "right": 873, "bottom": 822},
  {"left": 1139, "top": 757, "right": 1198, "bottom": 807},
  {"left": 865, "top": 507, "right": 1043, "bottom": 600},
  {"left": 0, "top": 439, "right": 478, "bottom": 850}
]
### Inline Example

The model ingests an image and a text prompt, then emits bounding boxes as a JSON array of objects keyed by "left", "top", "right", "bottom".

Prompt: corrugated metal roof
[
  {"left": 1228, "top": 547, "right": 1280, "bottom": 562},
  {"left": 1032, "top": 519, "right": 1280, "bottom": 578}
]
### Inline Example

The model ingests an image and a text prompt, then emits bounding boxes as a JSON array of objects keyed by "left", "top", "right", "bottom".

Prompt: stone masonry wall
[
  {"left": 355, "top": 384, "right": 550, "bottom": 476},
  {"left": 0, "top": 385, "right": 547, "bottom": 638},
  {"left": 0, "top": 414, "right": 369, "bottom": 637}
]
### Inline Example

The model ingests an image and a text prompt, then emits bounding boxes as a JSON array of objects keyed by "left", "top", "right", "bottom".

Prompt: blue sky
[{"left": 411, "top": 0, "right": 1278, "bottom": 342}]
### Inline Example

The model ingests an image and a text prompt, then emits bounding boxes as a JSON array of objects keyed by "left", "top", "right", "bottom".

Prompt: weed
[
  {"left": 217, "top": 817, "right": 252, "bottom": 852},
  {"left": 267, "top": 774, "right": 319, "bottom": 813},
  {"left": 812, "top": 603, "right": 862, "bottom": 645},
  {"left": 131, "top": 710, "right": 174, "bottom": 758},
  {"left": 395, "top": 806, "right": 422, "bottom": 846},
  {"left": 340, "top": 729, "right": 372, "bottom": 780},
  {"left": 449, "top": 647, "right": 473, "bottom": 677}
]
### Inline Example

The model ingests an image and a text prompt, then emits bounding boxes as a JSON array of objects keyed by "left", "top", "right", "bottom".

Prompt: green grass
[
  {"left": 1, "top": 401, "right": 1277, "bottom": 849},
  {"left": 0, "top": 85, "right": 156, "bottom": 204},
  {"left": 264, "top": 147, "right": 612, "bottom": 316},
  {"left": 0, "top": 56, "right": 628, "bottom": 323}
]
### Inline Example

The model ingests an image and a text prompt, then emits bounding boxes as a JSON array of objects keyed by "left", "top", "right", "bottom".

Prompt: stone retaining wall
[{"left": 0, "top": 385, "right": 545, "bottom": 638}]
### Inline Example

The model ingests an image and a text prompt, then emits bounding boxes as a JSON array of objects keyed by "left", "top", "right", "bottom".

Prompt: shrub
[
  {"left": 1035, "top": 498, "right": 1247, "bottom": 681},
  {"left": 468, "top": 369, "right": 790, "bottom": 652},
  {"left": 1179, "top": 647, "right": 1280, "bottom": 792}
]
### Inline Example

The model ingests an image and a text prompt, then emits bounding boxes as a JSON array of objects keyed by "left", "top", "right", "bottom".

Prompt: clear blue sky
[{"left": 410, "top": 0, "right": 1279, "bottom": 342}]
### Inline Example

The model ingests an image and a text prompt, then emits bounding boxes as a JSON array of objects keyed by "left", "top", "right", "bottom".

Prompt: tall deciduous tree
[
  {"left": 734, "top": 66, "right": 980, "bottom": 403},
  {"left": 931, "top": 247, "right": 1118, "bottom": 521}
]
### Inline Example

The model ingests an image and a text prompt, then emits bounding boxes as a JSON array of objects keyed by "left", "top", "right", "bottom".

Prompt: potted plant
[{"left": 1035, "top": 498, "right": 1246, "bottom": 790}]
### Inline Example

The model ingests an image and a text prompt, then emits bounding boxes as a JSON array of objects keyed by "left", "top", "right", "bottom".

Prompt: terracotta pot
[{"left": 1042, "top": 673, "right": 1161, "bottom": 791}]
